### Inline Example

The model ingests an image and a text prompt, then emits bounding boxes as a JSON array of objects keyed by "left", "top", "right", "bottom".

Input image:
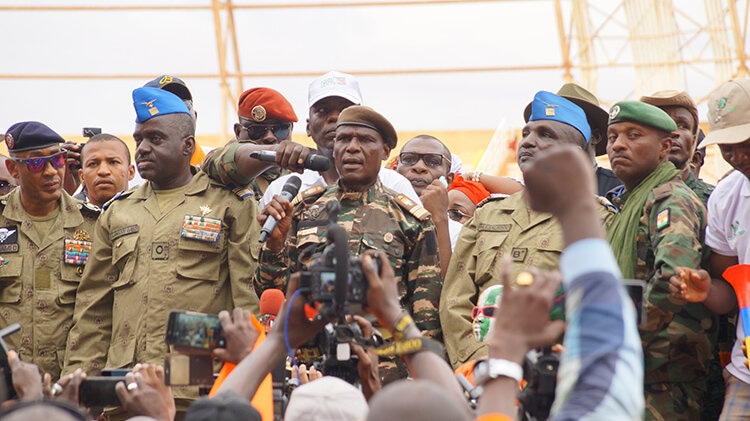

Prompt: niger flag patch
[{"left": 656, "top": 208, "right": 671, "bottom": 231}]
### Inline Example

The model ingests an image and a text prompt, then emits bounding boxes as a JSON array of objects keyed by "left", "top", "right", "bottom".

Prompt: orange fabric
[
  {"left": 475, "top": 414, "right": 514, "bottom": 421},
  {"left": 454, "top": 359, "right": 478, "bottom": 386},
  {"left": 190, "top": 143, "right": 206, "bottom": 166},
  {"left": 209, "top": 314, "right": 274, "bottom": 421},
  {"left": 448, "top": 173, "right": 490, "bottom": 205}
]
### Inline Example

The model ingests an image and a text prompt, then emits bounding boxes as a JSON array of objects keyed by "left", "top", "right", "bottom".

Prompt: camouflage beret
[
  {"left": 336, "top": 105, "right": 397, "bottom": 148},
  {"left": 4, "top": 121, "right": 64, "bottom": 152},
  {"left": 238, "top": 87, "right": 297, "bottom": 123},
  {"left": 608, "top": 101, "right": 677, "bottom": 133}
]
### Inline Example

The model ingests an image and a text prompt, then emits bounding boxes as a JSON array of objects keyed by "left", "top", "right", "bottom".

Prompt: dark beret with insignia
[
  {"left": 144, "top": 74, "right": 193, "bottom": 101},
  {"left": 337, "top": 105, "right": 398, "bottom": 148},
  {"left": 608, "top": 101, "right": 678, "bottom": 133},
  {"left": 238, "top": 87, "right": 297, "bottom": 123},
  {"left": 4, "top": 121, "right": 65, "bottom": 152}
]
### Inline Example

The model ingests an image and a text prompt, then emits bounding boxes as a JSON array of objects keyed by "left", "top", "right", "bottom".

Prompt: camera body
[{"left": 300, "top": 252, "right": 370, "bottom": 316}]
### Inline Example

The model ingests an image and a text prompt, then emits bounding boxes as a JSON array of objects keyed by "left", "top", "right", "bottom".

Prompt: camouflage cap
[
  {"left": 336, "top": 105, "right": 398, "bottom": 148},
  {"left": 608, "top": 101, "right": 677, "bottom": 133}
]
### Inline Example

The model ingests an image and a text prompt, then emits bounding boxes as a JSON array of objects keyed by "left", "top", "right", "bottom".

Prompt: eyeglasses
[
  {"left": 471, "top": 305, "right": 498, "bottom": 319},
  {"left": 398, "top": 152, "right": 448, "bottom": 169},
  {"left": 11, "top": 150, "right": 67, "bottom": 173},
  {"left": 244, "top": 123, "right": 292, "bottom": 141},
  {"left": 448, "top": 209, "right": 471, "bottom": 222}
]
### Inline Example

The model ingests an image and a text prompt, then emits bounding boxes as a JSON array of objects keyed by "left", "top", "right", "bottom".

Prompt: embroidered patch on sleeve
[{"left": 656, "top": 208, "right": 671, "bottom": 231}]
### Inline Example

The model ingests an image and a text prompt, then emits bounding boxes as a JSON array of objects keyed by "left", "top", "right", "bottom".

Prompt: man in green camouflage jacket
[
  {"left": 259, "top": 105, "right": 441, "bottom": 383},
  {"left": 605, "top": 100, "right": 713, "bottom": 420}
]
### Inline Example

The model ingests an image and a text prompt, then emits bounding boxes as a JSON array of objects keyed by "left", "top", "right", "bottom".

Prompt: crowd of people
[{"left": 0, "top": 70, "right": 748, "bottom": 421}]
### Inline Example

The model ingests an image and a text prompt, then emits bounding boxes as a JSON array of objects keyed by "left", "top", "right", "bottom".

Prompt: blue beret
[
  {"left": 529, "top": 91, "right": 591, "bottom": 144},
  {"left": 4, "top": 121, "right": 65, "bottom": 152},
  {"left": 132, "top": 87, "right": 191, "bottom": 124},
  {"left": 608, "top": 101, "right": 677, "bottom": 133}
]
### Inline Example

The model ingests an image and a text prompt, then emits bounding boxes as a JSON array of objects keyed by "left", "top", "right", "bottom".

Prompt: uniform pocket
[
  {"left": 176, "top": 238, "right": 221, "bottom": 282},
  {"left": 361, "top": 231, "right": 405, "bottom": 275},
  {"left": 474, "top": 232, "right": 508, "bottom": 286},
  {"left": 0, "top": 255, "right": 23, "bottom": 303},
  {"left": 112, "top": 234, "right": 138, "bottom": 289},
  {"left": 57, "top": 265, "right": 82, "bottom": 305},
  {"left": 107, "top": 335, "right": 137, "bottom": 368}
]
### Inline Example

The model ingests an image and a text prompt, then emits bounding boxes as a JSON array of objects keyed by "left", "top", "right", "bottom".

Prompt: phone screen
[
  {"left": 623, "top": 279, "right": 647, "bottom": 326},
  {"left": 165, "top": 310, "right": 225, "bottom": 351}
]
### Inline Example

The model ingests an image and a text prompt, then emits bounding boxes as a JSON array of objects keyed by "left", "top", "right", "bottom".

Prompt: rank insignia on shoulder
[
  {"left": 395, "top": 194, "right": 430, "bottom": 221},
  {"left": 656, "top": 208, "right": 670, "bottom": 231},
  {"left": 182, "top": 214, "right": 222, "bottom": 242},
  {"left": 293, "top": 185, "right": 325, "bottom": 206},
  {"left": 65, "top": 238, "right": 92, "bottom": 266}
]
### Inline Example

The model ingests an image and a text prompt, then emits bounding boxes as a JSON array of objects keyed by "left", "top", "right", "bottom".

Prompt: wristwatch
[{"left": 473, "top": 358, "right": 523, "bottom": 385}]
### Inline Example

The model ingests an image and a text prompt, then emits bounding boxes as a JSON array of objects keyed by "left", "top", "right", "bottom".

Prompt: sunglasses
[
  {"left": 11, "top": 150, "right": 67, "bottom": 173},
  {"left": 448, "top": 209, "right": 471, "bottom": 222},
  {"left": 471, "top": 305, "right": 498, "bottom": 319},
  {"left": 245, "top": 123, "right": 292, "bottom": 141},
  {"left": 398, "top": 152, "right": 448, "bottom": 169}
]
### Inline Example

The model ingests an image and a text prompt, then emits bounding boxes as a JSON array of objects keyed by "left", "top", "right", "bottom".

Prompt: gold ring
[
  {"left": 127, "top": 382, "right": 138, "bottom": 391},
  {"left": 516, "top": 271, "right": 534, "bottom": 286}
]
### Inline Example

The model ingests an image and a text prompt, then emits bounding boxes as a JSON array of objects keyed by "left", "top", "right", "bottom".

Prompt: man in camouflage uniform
[
  {"left": 63, "top": 87, "right": 259, "bottom": 415},
  {"left": 259, "top": 105, "right": 441, "bottom": 383},
  {"left": 441, "top": 91, "right": 616, "bottom": 369},
  {"left": 0, "top": 121, "right": 99, "bottom": 381},
  {"left": 605, "top": 101, "right": 712, "bottom": 420}
]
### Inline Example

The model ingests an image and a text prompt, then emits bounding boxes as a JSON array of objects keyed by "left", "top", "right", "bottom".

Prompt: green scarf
[{"left": 607, "top": 162, "right": 679, "bottom": 278}]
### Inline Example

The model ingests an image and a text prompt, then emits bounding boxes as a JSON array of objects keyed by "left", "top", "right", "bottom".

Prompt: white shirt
[
  {"left": 259, "top": 168, "right": 421, "bottom": 210},
  {"left": 704, "top": 170, "right": 750, "bottom": 383}
]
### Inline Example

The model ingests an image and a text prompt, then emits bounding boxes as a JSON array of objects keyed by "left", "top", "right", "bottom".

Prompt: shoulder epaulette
[
  {"left": 595, "top": 195, "right": 618, "bottom": 213},
  {"left": 227, "top": 183, "right": 254, "bottom": 200},
  {"left": 394, "top": 194, "right": 430, "bottom": 221},
  {"left": 476, "top": 195, "right": 506, "bottom": 208},
  {"left": 292, "top": 185, "right": 326, "bottom": 207},
  {"left": 102, "top": 189, "right": 133, "bottom": 210}
]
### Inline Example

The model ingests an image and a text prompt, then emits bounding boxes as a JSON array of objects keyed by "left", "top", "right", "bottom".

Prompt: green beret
[
  {"left": 608, "top": 101, "right": 677, "bottom": 133},
  {"left": 336, "top": 105, "right": 397, "bottom": 148}
]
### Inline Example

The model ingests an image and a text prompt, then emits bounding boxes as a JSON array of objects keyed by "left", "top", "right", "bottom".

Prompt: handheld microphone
[
  {"left": 259, "top": 289, "right": 285, "bottom": 332},
  {"left": 259, "top": 176, "right": 302, "bottom": 243},
  {"left": 250, "top": 150, "right": 331, "bottom": 172}
]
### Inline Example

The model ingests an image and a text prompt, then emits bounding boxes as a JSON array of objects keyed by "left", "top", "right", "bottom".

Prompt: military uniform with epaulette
[
  {"left": 257, "top": 179, "right": 442, "bottom": 383},
  {"left": 0, "top": 188, "right": 99, "bottom": 380},
  {"left": 440, "top": 190, "right": 616, "bottom": 369}
]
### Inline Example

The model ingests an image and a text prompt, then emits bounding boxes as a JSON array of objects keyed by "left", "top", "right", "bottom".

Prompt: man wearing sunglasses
[
  {"left": 63, "top": 88, "right": 259, "bottom": 417},
  {"left": 441, "top": 91, "right": 616, "bottom": 371},
  {"left": 0, "top": 121, "right": 99, "bottom": 381}
]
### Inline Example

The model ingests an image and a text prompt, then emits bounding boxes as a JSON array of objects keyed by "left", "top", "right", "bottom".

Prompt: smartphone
[
  {"left": 165, "top": 310, "right": 225, "bottom": 353},
  {"left": 0, "top": 323, "right": 21, "bottom": 401},
  {"left": 623, "top": 279, "right": 647, "bottom": 327},
  {"left": 101, "top": 368, "right": 132, "bottom": 377},
  {"left": 79, "top": 376, "right": 126, "bottom": 407},
  {"left": 164, "top": 353, "right": 215, "bottom": 386}
]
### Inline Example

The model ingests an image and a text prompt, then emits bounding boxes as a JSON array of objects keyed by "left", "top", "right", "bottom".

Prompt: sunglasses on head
[
  {"left": 448, "top": 209, "right": 471, "bottom": 222},
  {"left": 398, "top": 152, "right": 448, "bottom": 169},
  {"left": 471, "top": 305, "right": 498, "bottom": 319},
  {"left": 245, "top": 123, "right": 292, "bottom": 141},
  {"left": 11, "top": 150, "right": 67, "bottom": 173}
]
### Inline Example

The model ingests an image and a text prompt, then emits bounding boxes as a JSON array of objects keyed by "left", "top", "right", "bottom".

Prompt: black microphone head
[
  {"left": 307, "top": 155, "right": 331, "bottom": 172},
  {"left": 282, "top": 176, "right": 303, "bottom": 197}
]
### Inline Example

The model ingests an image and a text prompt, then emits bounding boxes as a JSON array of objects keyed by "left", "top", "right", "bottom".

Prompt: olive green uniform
[
  {"left": 63, "top": 169, "right": 259, "bottom": 405},
  {"left": 0, "top": 189, "right": 98, "bottom": 380},
  {"left": 441, "top": 191, "right": 615, "bottom": 369}
]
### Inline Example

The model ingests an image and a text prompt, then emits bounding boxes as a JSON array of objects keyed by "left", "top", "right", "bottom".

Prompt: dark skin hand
[
  {"left": 213, "top": 308, "right": 260, "bottom": 364},
  {"left": 114, "top": 370, "right": 173, "bottom": 421},
  {"left": 349, "top": 315, "right": 382, "bottom": 401},
  {"left": 258, "top": 195, "right": 294, "bottom": 252},
  {"left": 8, "top": 350, "right": 43, "bottom": 401},
  {"left": 61, "top": 142, "right": 82, "bottom": 195}
]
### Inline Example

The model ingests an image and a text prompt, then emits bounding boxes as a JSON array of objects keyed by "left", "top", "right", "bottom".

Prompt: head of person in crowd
[
  {"left": 518, "top": 90, "right": 591, "bottom": 173},
  {"left": 606, "top": 101, "right": 677, "bottom": 190},
  {"left": 0, "top": 154, "right": 18, "bottom": 195},
  {"left": 144, "top": 75, "right": 197, "bottom": 120},
  {"left": 691, "top": 129, "right": 707, "bottom": 178},
  {"left": 4, "top": 121, "right": 67, "bottom": 215},
  {"left": 284, "top": 376, "right": 369, "bottom": 421},
  {"left": 186, "top": 391, "right": 261, "bottom": 421},
  {"left": 234, "top": 87, "right": 297, "bottom": 146},
  {"left": 699, "top": 78, "right": 750, "bottom": 180},
  {"left": 78, "top": 133, "right": 135, "bottom": 208},
  {"left": 640, "top": 90, "right": 699, "bottom": 170},
  {"left": 132, "top": 87, "right": 195, "bottom": 190},
  {"left": 0, "top": 399, "right": 87, "bottom": 421},
  {"left": 472, "top": 284, "right": 502, "bottom": 342},
  {"left": 367, "top": 379, "right": 472, "bottom": 421},
  {"left": 447, "top": 173, "right": 490, "bottom": 224},
  {"left": 524, "top": 83, "right": 608, "bottom": 159},
  {"left": 396, "top": 135, "right": 452, "bottom": 196},
  {"left": 307, "top": 71, "right": 363, "bottom": 156},
  {"left": 334, "top": 105, "right": 397, "bottom": 192}
]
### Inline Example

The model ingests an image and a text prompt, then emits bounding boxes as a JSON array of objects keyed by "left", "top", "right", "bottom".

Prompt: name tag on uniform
[
  {"left": 0, "top": 226, "right": 18, "bottom": 253},
  {"left": 181, "top": 215, "right": 222, "bottom": 242}
]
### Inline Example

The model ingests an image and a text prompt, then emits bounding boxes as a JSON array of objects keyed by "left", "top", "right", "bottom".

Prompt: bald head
[{"left": 367, "top": 380, "right": 472, "bottom": 421}]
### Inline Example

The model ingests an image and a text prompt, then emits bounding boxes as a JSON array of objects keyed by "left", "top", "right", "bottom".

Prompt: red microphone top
[{"left": 259, "top": 289, "right": 285, "bottom": 316}]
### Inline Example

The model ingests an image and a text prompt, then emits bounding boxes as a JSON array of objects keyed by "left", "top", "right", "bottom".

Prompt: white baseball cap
[{"left": 308, "top": 71, "right": 363, "bottom": 108}]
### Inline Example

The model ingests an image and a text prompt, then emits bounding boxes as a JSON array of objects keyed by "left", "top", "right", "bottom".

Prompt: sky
[{"left": 0, "top": 0, "right": 744, "bottom": 142}]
